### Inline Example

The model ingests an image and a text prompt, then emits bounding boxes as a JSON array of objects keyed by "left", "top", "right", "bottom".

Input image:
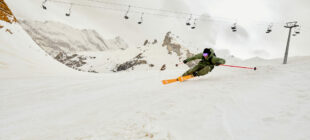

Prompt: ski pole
[{"left": 220, "top": 64, "right": 257, "bottom": 71}]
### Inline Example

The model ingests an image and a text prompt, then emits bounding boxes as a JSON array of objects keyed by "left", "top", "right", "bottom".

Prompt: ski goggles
[{"left": 203, "top": 53, "right": 209, "bottom": 57}]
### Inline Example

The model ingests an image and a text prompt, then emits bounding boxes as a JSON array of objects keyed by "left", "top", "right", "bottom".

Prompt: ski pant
[{"left": 182, "top": 64, "right": 213, "bottom": 76}]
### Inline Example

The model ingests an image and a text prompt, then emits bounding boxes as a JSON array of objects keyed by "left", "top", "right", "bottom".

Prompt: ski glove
[
  {"left": 183, "top": 60, "right": 188, "bottom": 64},
  {"left": 215, "top": 62, "right": 221, "bottom": 66}
]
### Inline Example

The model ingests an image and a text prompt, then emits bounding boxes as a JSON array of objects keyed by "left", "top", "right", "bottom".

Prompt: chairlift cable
[{"left": 45, "top": 0, "right": 308, "bottom": 29}]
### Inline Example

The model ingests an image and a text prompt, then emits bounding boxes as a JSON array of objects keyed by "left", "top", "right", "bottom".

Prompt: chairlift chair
[
  {"left": 42, "top": 0, "right": 47, "bottom": 10},
  {"left": 66, "top": 4, "right": 72, "bottom": 17},
  {"left": 295, "top": 27, "right": 301, "bottom": 34},
  {"left": 138, "top": 13, "right": 144, "bottom": 24},
  {"left": 190, "top": 18, "right": 197, "bottom": 29},
  {"left": 186, "top": 14, "right": 192, "bottom": 26},
  {"left": 124, "top": 5, "right": 131, "bottom": 19},
  {"left": 42, "top": 4, "right": 47, "bottom": 10},
  {"left": 266, "top": 23, "right": 273, "bottom": 33},
  {"left": 231, "top": 23, "right": 237, "bottom": 32}
]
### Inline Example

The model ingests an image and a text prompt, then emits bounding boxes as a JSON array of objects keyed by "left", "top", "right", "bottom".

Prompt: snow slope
[
  {"left": 1, "top": 1, "right": 310, "bottom": 140},
  {"left": 1, "top": 21, "right": 310, "bottom": 139},
  {"left": 1, "top": 55, "right": 310, "bottom": 140},
  {"left": 0, "top": 20, "right": 76, "bottom": 77}
]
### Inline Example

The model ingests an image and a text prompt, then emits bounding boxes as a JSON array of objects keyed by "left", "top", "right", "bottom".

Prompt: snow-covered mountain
[
  {"left": 16, "top": 20, "right": 129, "bottom": 73},
  {"left": 77, "top": 31, "right": 203, "bottom": 73},
  {"left": 20, "top": 20, "right": 128, "bottom": 56},
  {"left": 0, "top": 20, "right": 77, "bottom": 77}
]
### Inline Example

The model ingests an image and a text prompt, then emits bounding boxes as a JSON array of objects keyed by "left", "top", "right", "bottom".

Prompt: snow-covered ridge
[
  {"left": 0, "top": 20, "right": 75, "bottom": 77},
  {"left": 77, "top": 31, "right": 199, "bottom": 73},
  {"left": 20, "top": 20, "right": 128, "bottom": 56}
]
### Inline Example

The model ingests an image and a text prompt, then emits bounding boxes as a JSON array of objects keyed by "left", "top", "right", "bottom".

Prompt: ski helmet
[{"left": 203, "top": 48, "right": 211, "bottom": 56}]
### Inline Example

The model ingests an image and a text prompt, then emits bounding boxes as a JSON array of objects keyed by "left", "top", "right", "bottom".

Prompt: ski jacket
[{"left": 185, "top": 48, "right": 225, "bottom": 66}]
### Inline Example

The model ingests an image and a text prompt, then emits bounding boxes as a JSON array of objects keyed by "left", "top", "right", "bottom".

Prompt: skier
[{"left": 182, "top": 48, "right": 225, "bottom": 77}]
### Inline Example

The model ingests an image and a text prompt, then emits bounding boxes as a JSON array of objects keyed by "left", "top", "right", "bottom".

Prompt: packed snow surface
[{"left": 1, "top": 58, "right": 310, "bottom": 140}]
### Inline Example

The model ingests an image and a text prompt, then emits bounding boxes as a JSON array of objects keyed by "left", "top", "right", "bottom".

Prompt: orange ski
[
  {"left": 177, "top": 75, "right": 194, "bottom": 82},
  {"left": 162, "top": 78, "right": 178, "bottom": 85},
  {"left": 162, "top": 75, "right": 194, "bottom": 85}
]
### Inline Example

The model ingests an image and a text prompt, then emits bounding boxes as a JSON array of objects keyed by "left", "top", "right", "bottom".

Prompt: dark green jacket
[{"left": 185, "top": 49, "right": 225, "bottom": 66}]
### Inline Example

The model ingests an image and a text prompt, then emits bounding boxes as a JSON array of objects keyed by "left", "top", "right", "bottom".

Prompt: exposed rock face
[
  {"left": 55, "top": 52, "right": 97, "bottom": 73},
  {"left": 114, "top": 60, "right": 147, "bottom": 72},
  {"left": 143, "top": 40, "right": 149, "bottom": 46},
  {"left": 152, "top": 39, "right": 157, "bottom": 44},
  {"left": 162, "top": 32, "right": 182, "bottom": 56},
  {"left": 113, "top": 53, "right": 148, "bottom": 72},
  {"left": 160, "top": 64, "right": 166, "bottom": 71},
  {"left": 5, "top": 28, "right": 12, "bottom": 34},
  {"left": 112, "top": 31, "right": 199, "bottom": 73},
  {"left": 162, "top": 32, "right": 197, "bottom": 68},
  {"left": 0, "top": 0, "right": 17, "bottom": 23}
]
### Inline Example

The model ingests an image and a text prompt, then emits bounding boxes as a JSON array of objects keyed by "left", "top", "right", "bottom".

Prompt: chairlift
[
  {"left": 266, "top": 29, "right": 272, "bottom": 34},
  {"left": 266, "top": 23, "right": 273, "bottom": 33},
  {"left": 186, "top": 14, "right": 192, "bottom": 26},
  {"left": 138, "top": 12, "right": 144, "bottom": 24},
  {"left": 124, "top": 5, "right": 131, "bottom": 19},
  {"left": 42, "top": 0, "right": 47, "bottom": 10},
  {"left": 191, "top": 18, "right": 197, "bottom": 29},
  {"left": 292, "top": 27, "right": 300, "bottom": 37},
  {"left": 231, "top": 23, "right": 237, "bottom": 32},
  {"left": 295, "top": 26, "right": 301, "bottom": 34},
  {"left": 65, "top": 4, "right": 73, "bottom": 17}
]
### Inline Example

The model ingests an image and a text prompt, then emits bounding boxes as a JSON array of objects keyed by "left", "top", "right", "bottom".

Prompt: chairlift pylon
[
  {"left": 186, "top": 14, "right": 192, "bottom": 26},
  {"left": 191, "top": 18, "right": 197, "bottom": 29}
]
